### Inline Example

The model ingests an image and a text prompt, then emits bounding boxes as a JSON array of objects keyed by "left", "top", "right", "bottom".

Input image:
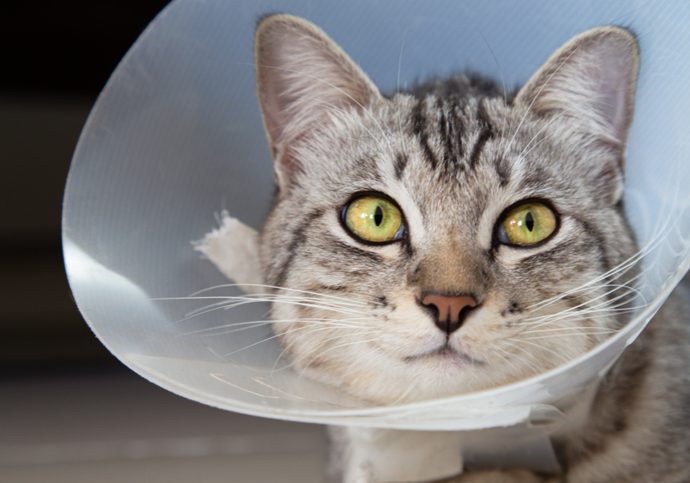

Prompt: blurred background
[{"left": 1, "top": 2, "right": 326, "bottom": 482}]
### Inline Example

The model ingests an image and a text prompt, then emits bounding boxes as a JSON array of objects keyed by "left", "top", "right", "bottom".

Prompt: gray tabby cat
[{"left": 254, "top": 14, "right": 690, "bottom": 482}]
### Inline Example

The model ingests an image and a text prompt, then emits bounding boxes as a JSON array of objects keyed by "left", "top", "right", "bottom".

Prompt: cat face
[{"left": 254, "top": 15, "right": 640, "bottom": 403}]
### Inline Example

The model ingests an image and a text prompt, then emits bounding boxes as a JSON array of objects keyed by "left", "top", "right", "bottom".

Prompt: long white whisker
[
  {"left": 394, "top": 36, "right": 410, "bottom": 159},
  {"left": 475, "top": 28, "right": 508, "bottom": 108},
  {"left": 160, "top": 295, "right": 370, "bottom": 321},
  {"left": 518, "top": 325, "right": 620, "bottom": 335},
  {"left": 493, "top": 343, "right": 528, "bottom": 376},
  {"left": 188, "top": 282, "right": 378, "bottom": 306},
  {"left": 505, "top": 337, "right": 572, "bottom": 366},
  {"left": 524, "top": 237, "right": 664, "bottom": 313},
  {"left": 296, "top": 336, "right": 381, "bottom": 378},
  {"left": 503, "top": 46, "right": 581, "bottom": 154},
  {"left": 274, "top": 328, "right": 378, "bottom": 374},
  {"left": 522, "top": 278, "right": 643, "bottom": 324},
  {"left": 181, "top": 316, "right": 370, "bottom": 337},
  {"left": 518, "top": 332, "right": 619, "bottom": 342},
  {"left": 181, "top": 294, "right": 369, "bottom": 320},
  {"left": 520, "top": 295, "right": 642, "bottom": 331},
  {"left": 221, "top": 321, "right": 369, "bottom": 358}
]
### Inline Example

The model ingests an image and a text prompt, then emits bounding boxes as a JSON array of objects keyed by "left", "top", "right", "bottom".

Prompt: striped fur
[{"left": 254, "top": 15, "right": 690, "bottom": 482}]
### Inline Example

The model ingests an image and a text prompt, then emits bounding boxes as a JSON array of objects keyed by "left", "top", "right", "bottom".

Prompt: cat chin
[{"left": 302, "top": 353, "right": 520, "bottom": 405}]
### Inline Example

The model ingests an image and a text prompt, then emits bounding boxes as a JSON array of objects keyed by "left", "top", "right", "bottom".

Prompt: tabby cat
[{"left": 253, "top": 14, "right": 690, "bottom": 482}]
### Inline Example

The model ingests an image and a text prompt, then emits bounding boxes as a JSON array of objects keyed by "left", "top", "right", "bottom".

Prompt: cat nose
[{"left": 420, "top": 293, "right": 479, "bottom": 334}]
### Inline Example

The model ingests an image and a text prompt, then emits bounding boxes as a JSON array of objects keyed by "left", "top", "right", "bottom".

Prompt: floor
[{"left": 0, "top": 371, "right": 329, "bottom": 483}]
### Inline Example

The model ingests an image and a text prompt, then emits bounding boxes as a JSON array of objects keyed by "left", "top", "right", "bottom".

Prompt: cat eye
[
  {"left": 341, "top": 193, "right": 405, "bottom": 244},
  {"left": 496, "top": 200, "right": 558, "bottom": 247}
]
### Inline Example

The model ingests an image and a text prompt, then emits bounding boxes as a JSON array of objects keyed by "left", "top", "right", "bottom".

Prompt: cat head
[{"left": 254, "top": 15, "right": 640, "bottom": 403}]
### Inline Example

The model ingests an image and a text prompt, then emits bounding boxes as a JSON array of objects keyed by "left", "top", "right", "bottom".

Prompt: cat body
[{"left": 252, "top": 14, "right": 690, "bottom": 482}]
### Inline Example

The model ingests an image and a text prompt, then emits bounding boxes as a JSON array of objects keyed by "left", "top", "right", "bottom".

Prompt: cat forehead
[{"left": 295, "top": 92, "right": 568, "bottom": 208}]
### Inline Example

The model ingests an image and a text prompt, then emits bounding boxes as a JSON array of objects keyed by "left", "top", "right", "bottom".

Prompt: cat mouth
[{"left": 403, "top": 345, "right": 484, "bottom": 366}]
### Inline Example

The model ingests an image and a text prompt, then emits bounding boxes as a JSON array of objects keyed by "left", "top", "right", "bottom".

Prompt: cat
[{"left": 252, "top": 14, "right": 690, "bottom": 482}]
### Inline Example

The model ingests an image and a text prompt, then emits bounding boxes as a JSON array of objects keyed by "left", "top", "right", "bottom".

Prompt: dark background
[
  {"left": 1, "top": 1, "right": 171, "bottom": 376},
  {"left": 0, "top": 5, "right": 334, "bottom": 481}
]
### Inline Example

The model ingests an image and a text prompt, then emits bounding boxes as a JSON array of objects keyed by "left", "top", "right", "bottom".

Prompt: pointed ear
[
  {"left": 515, "top": 27, "right": 639, "bottom": 153},
  {"left": 255, "top": 15, "right": 382, "bottom": 188}
]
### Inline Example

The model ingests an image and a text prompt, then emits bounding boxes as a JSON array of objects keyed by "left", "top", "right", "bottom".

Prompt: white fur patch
[{"left": 194, "top": 212, "right": 263, "bottom": 293}]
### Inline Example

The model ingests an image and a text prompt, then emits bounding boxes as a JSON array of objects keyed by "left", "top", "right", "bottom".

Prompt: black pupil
[
  {"left": 374, "top": 205, "right": 384, "bottom": 226},
  {"left": 525, "top": 211, "right": 535, "bottom": 231}
]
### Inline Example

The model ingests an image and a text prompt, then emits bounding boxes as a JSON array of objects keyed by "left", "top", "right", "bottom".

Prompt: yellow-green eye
[
  {"left": 498, "top": 201, "right": 558, "bottom": 247},
  {"left": 342, "top": 195, "right": 404, "bottom": 244}
]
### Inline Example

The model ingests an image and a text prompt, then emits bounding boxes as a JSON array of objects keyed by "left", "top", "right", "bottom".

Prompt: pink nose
[{"left": 421, "top": 294, "right": 478, "bottom": 334}]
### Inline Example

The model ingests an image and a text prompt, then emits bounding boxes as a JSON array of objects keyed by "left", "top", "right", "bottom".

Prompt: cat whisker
[
  {"left": 522, "top": 280, "right": 643, "bottom": 323},
  {"left": 157, "top": 292, "right": 371, "bottom": 311},
  {"left": 394, "top": 36, "right": 411, "bottom": 159},
  {"left": 522, "top": 293, "right": 635, "bottom": 327},
  {"left": 518, "top": 300, "right": 643, "bottom": 334},
  {"left": 492, "top": 344, "right": 530, "bottom": 376},
  {"left": 503, "top": 45, "right": 581, "bottom": 154},
  {"left": 519, "top": 298, "right": 642, "bottom": 332},
  {"left": 190, "top": 282, "right": 379, "bottom": 306},
  {"left": 525, "top": 263, "right": 642, "bottom": 314},
  {"left": 158, "top": 294, "right": 371, "bottom": 322},
  {"left": 221, "top": 331, "right": 286, "bottom": 357},
  {"left": 295, "top": 335, "right": 382, "bottom": 378},
  {"left": 272, "top": 326, "right": 378, "bottom": 374},
  {"left": 503, "top": 337, "right": 573, "bottom": 366},
  {"left": 475, "top": 28, "right": 508, "bottom": 108},
  {"left": 518, "top": 332, "right": 619, "bottom": 342},
  {"left": 182, "top": 300, "right": 365, "bottom": 323},
  {"left": 535, "top": 283, "right": 642, "bottom": 317},
  {"left": 388, "top": 383, "right": 420, "bottom": 406},
  {"left": 553, "top": 288, "right": 641, "bottom": 315},
  {"left": 249, "top": 377, "right": 317, "bottom": 403},
  {"left": 517, "top": 331, "right": 619, "bottom": 342},
  {"left": 523, "top": 247, "right": 656, "bottom": 313},
  {"left": 518, "top": 325, "right": 619, "bottom": 336},
  {"left": 271, "top": 339, "right": 314, "bottom": 374},
  {"left": 513, "top": 136, "right": 549, "bottom": 168},
  {"left": 514, "top": 115, "right": 560, "bottom": 162},
  {"left": 527, "top": 304, "right": 644, "bottom": 326},
  {"left": 498, "top": 340, "right": 570, "bottom": 380},
  {"left": 222, "top": 320, "right": 374, "bottom": 359},
  {"left": 180, "top": 316, "right": 370, "bottom": 337},
  {"left": 209, "top": 373, "right": 282, "bottom": 400}
]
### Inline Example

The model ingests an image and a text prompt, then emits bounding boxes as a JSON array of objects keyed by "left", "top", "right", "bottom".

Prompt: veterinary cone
[{"left": 63, "top": 0, "right": 690, "bottom": 479}]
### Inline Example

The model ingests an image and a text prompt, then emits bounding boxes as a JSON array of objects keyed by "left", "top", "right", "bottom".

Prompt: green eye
[
  {"left": 498, "top": 201, "right": 558, "bottom": 247},
  {"left": 342, "top": 195, "right": 404, "bottom": 243}
]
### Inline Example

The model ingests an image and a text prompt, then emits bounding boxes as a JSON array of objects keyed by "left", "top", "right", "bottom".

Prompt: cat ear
[
  {"left": 255, "top": 15, "right": 382, "bottom": 188},
  {"left": 515, "top": 27, "right": 639, "bottom": 154}
]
